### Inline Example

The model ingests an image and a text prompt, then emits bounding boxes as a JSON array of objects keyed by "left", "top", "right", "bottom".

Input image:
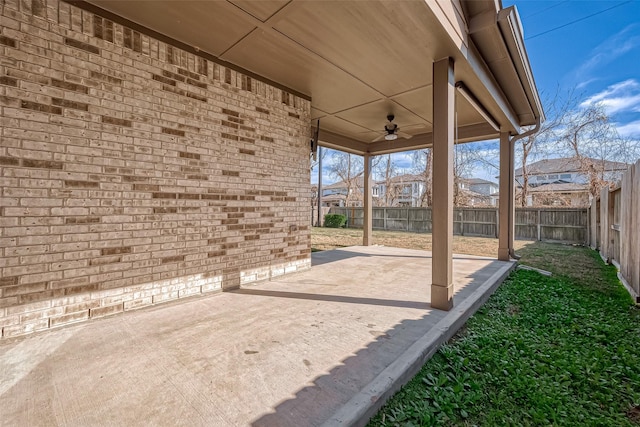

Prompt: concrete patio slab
[{"left": 0, "top": 246, "right": 515, "bottom": 426}]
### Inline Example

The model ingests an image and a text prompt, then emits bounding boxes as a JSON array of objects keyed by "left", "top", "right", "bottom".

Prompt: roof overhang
[{"left": 72, "top": 0, "right": 543, "bottom": 156}]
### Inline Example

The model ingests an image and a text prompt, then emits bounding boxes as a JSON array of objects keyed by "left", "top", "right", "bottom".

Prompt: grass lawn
[
  {"left": 311, "top": 227, "right": 533, "bottom": 258},
  {"left": 352, "top": 237, "right": 640, "bottom": 426}
]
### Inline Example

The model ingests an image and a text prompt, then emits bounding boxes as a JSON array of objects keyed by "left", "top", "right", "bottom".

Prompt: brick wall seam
[{"left": 0, "top": 0, "right": 311, "bottom": 339}]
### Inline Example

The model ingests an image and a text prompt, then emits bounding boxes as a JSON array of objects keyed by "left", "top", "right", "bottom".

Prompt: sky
[
  {"left": 508, "top": 0, "right": 640, "bottom": 136},
  {"left": 312, "top": 0, "right": 640, "bottom": 185}
]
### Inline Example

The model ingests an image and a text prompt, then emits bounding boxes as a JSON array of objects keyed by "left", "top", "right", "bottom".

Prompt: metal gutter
[
  {"left": 497, "top": 6, "right": 545, "bottom": 123},
  {"left": 467, "top": 3, "right": 544, "bottom": 128}
]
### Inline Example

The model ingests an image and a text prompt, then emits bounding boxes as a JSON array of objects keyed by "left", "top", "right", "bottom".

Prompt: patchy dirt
[
  {"left": 626, "top": 405, "right": 640, "bottom": 423},
  {"left": 507, "top": 304, "right": 521, "bottom": 316}
]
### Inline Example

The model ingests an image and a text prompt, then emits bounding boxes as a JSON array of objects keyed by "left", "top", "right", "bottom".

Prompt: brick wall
[{"left": 0, "top": 0, "right": 312, "bottom": 338}]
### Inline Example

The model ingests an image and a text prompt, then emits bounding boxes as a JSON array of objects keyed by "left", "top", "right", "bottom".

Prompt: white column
[
  {"left": 431, "top": 57, "right": 454, "bottom": 311},
  {"left": 498, "top": 131, "right": 512, "bottom": 260},
  {"left": 363, "top": 153, "right": 373, "bottom": 246}
]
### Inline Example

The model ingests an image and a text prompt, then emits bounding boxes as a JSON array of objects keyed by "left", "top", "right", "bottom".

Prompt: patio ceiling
[{"left": 79, "top": 0, "right": 543, "bottom": 155}]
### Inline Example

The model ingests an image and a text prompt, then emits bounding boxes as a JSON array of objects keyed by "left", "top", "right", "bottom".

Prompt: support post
[
  {"left": 510, "top": 152, "right": 516, "bottom": 254},
  {"left": 363, "top": 153, "right": 373, "bottom": 246},
  {"left": 431, "top": 57, "right": 455, "bottom": 311},
  {"left": 498, "top": 131, "right": 513, "bottom": 261},
  {"left": 316, "top": 146, "right": 323, "bottom": 226}
]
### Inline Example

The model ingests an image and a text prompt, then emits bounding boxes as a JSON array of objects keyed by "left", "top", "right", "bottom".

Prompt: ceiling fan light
[{"left": 384, "top": 133, "right": 398, "bottom": 141}]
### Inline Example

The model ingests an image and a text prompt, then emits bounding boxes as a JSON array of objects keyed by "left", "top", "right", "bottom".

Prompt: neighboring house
[
  {"left": 514, "top": 157, "right": 628, "bottom": 207},
  {"left": 463, "top": 178, "right": 499, "bottom": 196},
  {"left": 526, "top": 183, "right": 590, "bottom": 207},
  {"left": 459, "top": 178, "right": 499, "bottom": 206},
  {"left": 320, "top": 193, "right": 348, "bottom": 208},
  {"left": 321, "top": 177, "right": 375, "bottom": 207},
  {"left": 321, "top": 175, "right": 497, "bottom": 208},
  {"left": 322, "top": 174, "right": 424, "bottom": 207},
  {"left": 377, "top": 174, "right": 426, "bottom": 207}
]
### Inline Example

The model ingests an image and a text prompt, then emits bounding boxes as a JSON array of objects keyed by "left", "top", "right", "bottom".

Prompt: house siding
[{"left": 0, "top": 0, "right": 311, "bottom": 338}]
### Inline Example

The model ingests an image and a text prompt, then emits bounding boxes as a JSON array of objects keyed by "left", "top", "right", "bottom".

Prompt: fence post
[
  {"left": 347, "top": 205, "right": 587, "bottom": 243},
  {"left": 383, "top": 208, "right": 387, "bottom": 230},
  {"left": 600, "top": 188, "right": 609, "bottom": 261},
  {"left": 586, "top": 202, "right": 591, "bottom": 248},
  {"left": 608, "top": 190, "right": 616, "bottom": 262},
  {"left": 405, "top": 207, "right": 409, "bottom": 231}
]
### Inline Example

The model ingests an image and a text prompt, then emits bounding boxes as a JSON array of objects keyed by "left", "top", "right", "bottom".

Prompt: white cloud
[
  {"left": 573, "top": 24, "right": 640, "bottom": 86},
  {"left": 576, "top": 78, "right": 599, "bottom": 90},
  {"left": 581, "top": 80, "right": 639, "bottom": 103},
  {"left": 580, "top": 79, "right": 640, "bottom": 115},
  {"left": 616, "top": 120, "right": 640, "bottom": 138},
  {"left": 391, "top": 152, "right": 414, "bottom": 170}
]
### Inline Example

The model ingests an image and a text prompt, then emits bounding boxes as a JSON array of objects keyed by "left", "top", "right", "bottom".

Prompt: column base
[
  {"left": 498, "top": 247, "right": 510, "bottom": 261},
  {"left": 431, "top": 284, "right": 453, "bottom": 311}
]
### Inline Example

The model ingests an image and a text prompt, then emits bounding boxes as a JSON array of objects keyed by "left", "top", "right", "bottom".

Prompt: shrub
[{"left": 324, "top": 214, "right": 346, "bottom": 228}]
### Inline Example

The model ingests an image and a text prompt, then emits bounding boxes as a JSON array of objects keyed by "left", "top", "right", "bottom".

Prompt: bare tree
[
  {"left": 328, "top": 151, "right": 364, "bottom": 206},
  {"left": 376, "top": 154, "right": 402, "bottom": 207},
  {"left": 453, "top": 144, "right": 477, "bottom": 206},
  {"left": 413, "top": 144, "right": 482, "bottom": 207},
  {"left": 512, "top": 88, "right": 572, "bottom": 206},
  {"left": 412, "top": 149, "right": 433, "bottom": 207},
  {"left": 310, "top": 185, "right": 318, "bottom": 207},
  {"left": 559, "top": 101, "right": 637, "bottom": 198},
  {"left": 310, "top": 146, "right": 328, "bottom": 174},
  {"left": 562, "top": 104, "right": 609, "bottom": 197}
]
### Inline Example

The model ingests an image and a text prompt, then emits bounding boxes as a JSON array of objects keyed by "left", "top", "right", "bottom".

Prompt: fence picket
[
  {"left": 591, "top": 160, "right": 640, "bottom": 302},
  {"left": 328, "top": 207, "right": 587, "bottom": 244}
]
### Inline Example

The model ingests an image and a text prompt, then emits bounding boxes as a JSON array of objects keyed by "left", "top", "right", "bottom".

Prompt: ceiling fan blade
[
  {"left": 371, "top": 134, "right": 386, "bottom": 142},
  {"left": 402, "top": 123, "right": 428, "bottom": 130},
  {"left": 397, "top": 131, "right": 413, "bottom": 139}
]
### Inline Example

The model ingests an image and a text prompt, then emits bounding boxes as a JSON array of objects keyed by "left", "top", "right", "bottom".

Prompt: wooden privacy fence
[
  {"left": 311, "top": 206, "right": 331, "bottom": 226},
  {"left": 590, "top": 160, "right": 640, "bottom": 302},
  {"left": 329, "top": 206, "right": 588, "bottom": 244}
]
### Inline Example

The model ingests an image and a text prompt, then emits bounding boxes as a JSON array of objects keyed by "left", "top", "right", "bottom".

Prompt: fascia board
[
  {"left": 497, "top": 6, "right": 545, "bottom": 123},
  {"left": 318, "top": 129, "right": 368, "bottom": 155},
  {"left": 465, "top": 41, "right": 521, "bottom": 133}
]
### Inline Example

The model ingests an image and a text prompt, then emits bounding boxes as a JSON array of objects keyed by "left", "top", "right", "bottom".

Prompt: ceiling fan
[{"left": 372, "top": 114, "right": 413, "bottom": 142}]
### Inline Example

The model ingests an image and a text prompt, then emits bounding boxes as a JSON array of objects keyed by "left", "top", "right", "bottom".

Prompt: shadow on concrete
[
  {"left": 0, "top": 246, "right": 513, "bottom": 427},
  {"left": 311, "top": 249, "right": 431, "bottom": 266},
  {"left": 231, "top": 288, "right": 429, "bottom": 310},
  {"left": 250, "top": 260, "right": 511, "bottom": 427},
  {"left": 312, "top": 248, "right": 491, "bottom": 267}
]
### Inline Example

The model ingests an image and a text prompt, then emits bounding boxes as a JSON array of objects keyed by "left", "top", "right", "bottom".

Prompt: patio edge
[{"left": 321, "top": 260, "right": 517, "bottom": 427}]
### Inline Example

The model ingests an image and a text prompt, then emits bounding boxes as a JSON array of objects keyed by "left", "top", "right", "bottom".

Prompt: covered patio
[
  {"left": 0, "top": 0, "right": 540, "bottom": 420},
  {"left": 72, "top": 0, "right": 544, "bottom": 310},
  {"left": 0, "top": 246, "right": 514, "bottom": 426},
  {"left": 0, "top": 0, "right": 542, "bottom": 337}
]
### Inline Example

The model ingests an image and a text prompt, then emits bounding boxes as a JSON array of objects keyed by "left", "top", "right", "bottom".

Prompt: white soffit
[{"left": 82, "top": 0, "right": 543, "bottom": 153}]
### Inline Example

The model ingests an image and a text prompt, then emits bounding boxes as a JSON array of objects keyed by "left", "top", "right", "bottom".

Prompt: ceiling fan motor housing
[{"left": 385, "top": 114, "right": 398, "bottom": 134}]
